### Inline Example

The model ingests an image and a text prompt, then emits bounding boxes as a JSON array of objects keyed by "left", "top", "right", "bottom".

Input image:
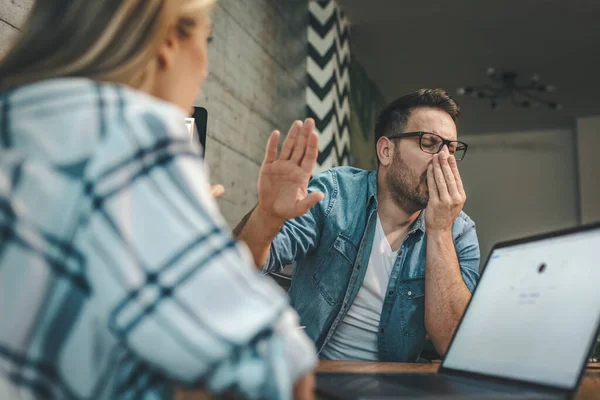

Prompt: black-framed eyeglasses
[{"left": 387, "top": 131, "right": 468, "bottom": 161}]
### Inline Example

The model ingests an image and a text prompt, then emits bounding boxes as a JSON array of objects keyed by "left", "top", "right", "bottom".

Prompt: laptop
[{"left": 316, "top": 223, "right": 600, "bottom": 399}]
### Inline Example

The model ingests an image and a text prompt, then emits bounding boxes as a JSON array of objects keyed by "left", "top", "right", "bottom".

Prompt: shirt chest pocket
[
  {"left": 312, "top": 234, "right": 358, "bottom": 305},
  {"left": 398, "top": 278, "right": 426, "bottom": 337}
]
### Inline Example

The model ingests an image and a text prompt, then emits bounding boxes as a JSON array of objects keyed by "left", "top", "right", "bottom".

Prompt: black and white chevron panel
[{"left": 307, "top": 0, "right": 351, "bottom": 174}]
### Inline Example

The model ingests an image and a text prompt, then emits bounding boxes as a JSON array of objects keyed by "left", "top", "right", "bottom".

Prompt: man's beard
[{"left": 385, "top": 151, "right": 429, "bottom": 214}]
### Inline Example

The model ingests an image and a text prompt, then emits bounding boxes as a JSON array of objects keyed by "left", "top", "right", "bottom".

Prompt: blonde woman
[{"left": 0, "top": 1, "right": 322, "bottom": 399}]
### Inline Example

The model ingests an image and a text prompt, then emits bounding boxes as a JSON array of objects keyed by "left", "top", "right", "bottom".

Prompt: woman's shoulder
[
  {"left": 112, "top": 83, "right": 190, "bottom": 142},
  {"left": 116, "top": 82, "right": 187, "bottom": 123},
  {"left": 3, "top": 78, "right": 195, "bottom": 165},
  {"left": 4, "top": 77, "right": 188, "bottom": 139}
]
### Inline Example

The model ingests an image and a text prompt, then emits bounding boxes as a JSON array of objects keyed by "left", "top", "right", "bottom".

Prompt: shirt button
[
  {"left": 380, "top": 328, "right": 385, "bottom": 334},
  {"left": 407, "top": 290, "right": 413, "bottom": 296},
  {"left": 388, "top": 290, "right": 394, "bottom": 296},
  {"left": 356, "top": 265, "right": 360, "bottom": 270}
]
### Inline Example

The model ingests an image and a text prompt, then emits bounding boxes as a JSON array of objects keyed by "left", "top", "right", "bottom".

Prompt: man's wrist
[
  {"left": 426, "top": 226, "right": 453, "bottom": 239},
  {"left": 253, "top": 205, "right": 286, "bottom": 236}
]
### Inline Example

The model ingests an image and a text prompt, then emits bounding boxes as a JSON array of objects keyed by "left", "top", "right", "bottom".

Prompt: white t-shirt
[{"left": 321, "top": 215, "right": 399, "bottom": 360}]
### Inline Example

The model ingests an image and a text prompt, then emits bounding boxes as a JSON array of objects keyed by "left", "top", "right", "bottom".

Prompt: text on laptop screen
[{"left": 443, "top": 227, "right": 600, "bottom": 389}]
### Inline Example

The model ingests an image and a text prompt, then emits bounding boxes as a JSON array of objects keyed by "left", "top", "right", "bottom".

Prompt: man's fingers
[
  {"left": 427, "top": 164, "right": 439, "bottom": 201},
  {"left": 439, "top": 153, "right": 460, "bottom": 199},
  {"left": 300, "top": 130, "right": 319, "bottom": 173},
  {"left": 263, "top": 130, "right": 280, "bottom": 164},
  {"left": 295, "top": 191, "right": 324, "bottom": 215},
  {"left": 448, "top": 155, "right": 465, "bottom": 196},
  {"left": 433, "top": 155, "right": 451, "bottom": 202},
  {"left": 280, "top": 120, "right": 302, "bottom": 160},
  {"left": 291, "top": 118, "right": 313, "bottom": 164}
]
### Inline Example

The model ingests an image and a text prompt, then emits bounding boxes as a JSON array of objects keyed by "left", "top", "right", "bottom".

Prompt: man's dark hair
[{"left": 373, "top": 88, "right": 460, "bottom": 162}]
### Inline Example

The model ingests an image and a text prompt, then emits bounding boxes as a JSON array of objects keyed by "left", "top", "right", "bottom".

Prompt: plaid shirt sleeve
[{"left": 82, "top": 97, "right": 316, "bottom": 399}]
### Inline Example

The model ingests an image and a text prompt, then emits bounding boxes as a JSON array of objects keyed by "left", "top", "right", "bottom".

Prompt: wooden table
[
  {"left": 317, "top": 360, "right": 600, "bottom": 400},
  {"left": 177, "top": 361, "right": 600, "bottom": 399}
]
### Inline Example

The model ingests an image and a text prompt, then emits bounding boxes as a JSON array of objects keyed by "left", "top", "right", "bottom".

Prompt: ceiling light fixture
[{"left": 457, "top": 68, "right": 562, "bottom": 111}]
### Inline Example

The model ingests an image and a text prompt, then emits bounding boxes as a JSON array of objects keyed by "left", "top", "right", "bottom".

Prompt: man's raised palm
[{"left": 257, "top": 119, "right": 323, "bottom": 222}]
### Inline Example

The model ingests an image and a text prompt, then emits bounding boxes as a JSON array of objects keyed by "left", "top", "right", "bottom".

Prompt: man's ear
[
  {"left": 157, "top": 27, "right": 180, "bottom": 71},
  {"left": 377, "top": 137, "right": 394, "bottom": 167}
]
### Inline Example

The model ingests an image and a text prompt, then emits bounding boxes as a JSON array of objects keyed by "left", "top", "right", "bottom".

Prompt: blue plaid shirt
[{"left": 0, "top": 78, "right": 316, "bottom": 399}]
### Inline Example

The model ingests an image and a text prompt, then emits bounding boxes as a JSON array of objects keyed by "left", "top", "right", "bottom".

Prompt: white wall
[
  {"left": 576, "top": 116, "right": 600, "bottom": 224},
  {"left": 459, "top": 128, "right": 579, "bottom": 267}
]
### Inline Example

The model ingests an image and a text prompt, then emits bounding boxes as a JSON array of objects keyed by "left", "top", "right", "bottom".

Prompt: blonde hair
[{"left": 0, "top": 0, "right": 216, "bottom": 91}]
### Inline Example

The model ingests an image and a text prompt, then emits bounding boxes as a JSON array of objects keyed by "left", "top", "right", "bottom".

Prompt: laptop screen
[{"left": 443, "top": 226, "right": 600, "bottom": 389}]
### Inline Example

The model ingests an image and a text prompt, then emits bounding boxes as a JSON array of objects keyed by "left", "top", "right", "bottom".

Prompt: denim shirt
[{"left": 262, "top": 166, "right": 480, "bottom": 362}]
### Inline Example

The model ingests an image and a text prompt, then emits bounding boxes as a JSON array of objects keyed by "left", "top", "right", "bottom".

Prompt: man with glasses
[{"left": 234, "top": 89, "right": 479, "bottom": 362}]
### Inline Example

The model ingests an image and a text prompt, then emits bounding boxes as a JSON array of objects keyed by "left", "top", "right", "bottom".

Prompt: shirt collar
[
  {"left": 367, "top": 170, "right": 378, "bottom": 208},
  {"left": 409, "top": 210, "right": 426, "bottom": 235}
]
